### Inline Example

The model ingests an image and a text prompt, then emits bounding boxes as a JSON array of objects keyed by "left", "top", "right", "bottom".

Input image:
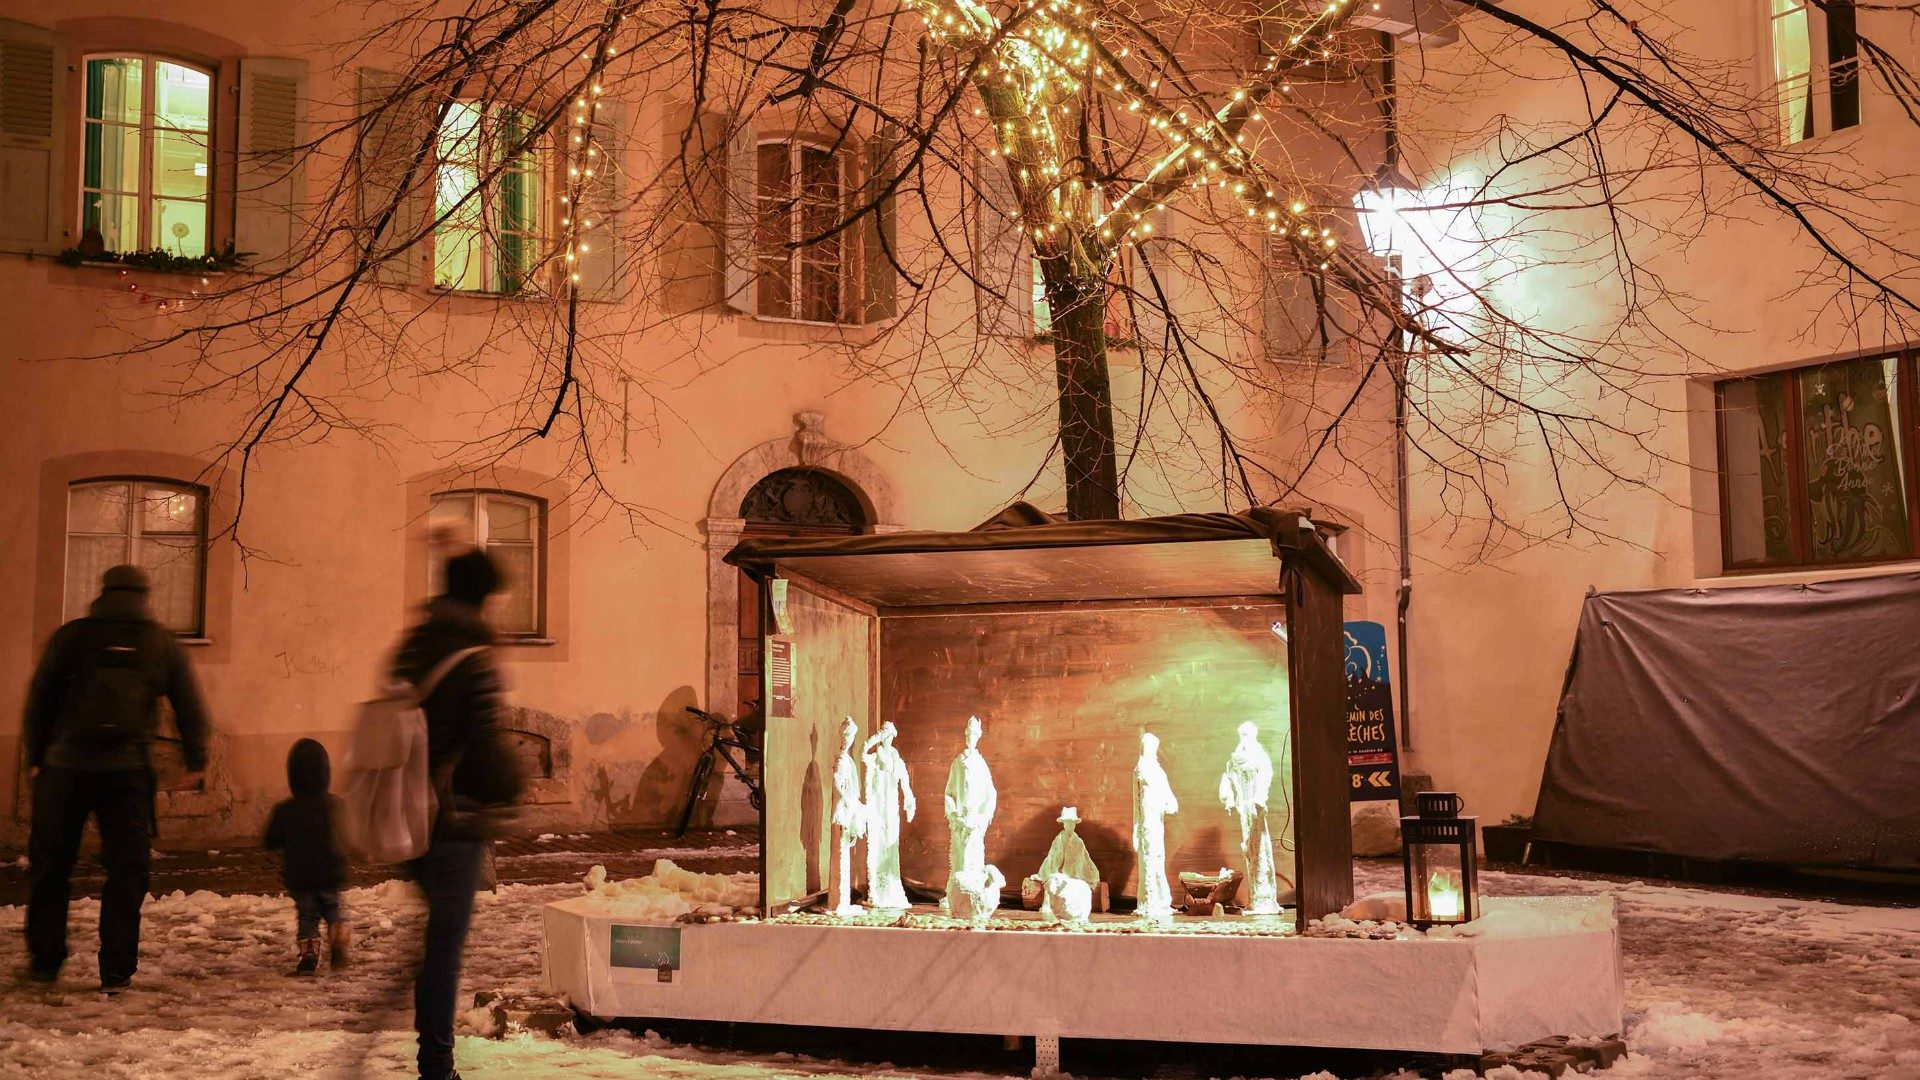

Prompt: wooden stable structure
[
  {"left": 545, "top": 507, "right": 1625, "bottom": 1058},
  {"left": 724, "top": 504, "right": 1364, "bottom": 922}
]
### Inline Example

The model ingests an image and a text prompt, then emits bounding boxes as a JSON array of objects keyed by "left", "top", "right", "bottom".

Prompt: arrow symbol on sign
[{"left": 1367, "top": 770, "right": 1392, "bottom": 787}]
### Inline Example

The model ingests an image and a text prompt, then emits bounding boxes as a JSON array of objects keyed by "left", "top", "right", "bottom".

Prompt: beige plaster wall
[
  {"left": 1373, "top": 0, "right": 1920, "bottom": 827},
  {"left": 0, "top": 2, "right": 1386, "bottom": 844}
]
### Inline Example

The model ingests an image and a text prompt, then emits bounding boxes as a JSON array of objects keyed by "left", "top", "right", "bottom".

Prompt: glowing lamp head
[{"left": 1353, "top": 159, "right": 1419, "bottom": 261}]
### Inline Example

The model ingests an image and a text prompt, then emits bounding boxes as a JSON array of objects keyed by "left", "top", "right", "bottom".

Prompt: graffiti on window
[{"left": 1799, "top": 359, "right": 1911, "bottom": 561}]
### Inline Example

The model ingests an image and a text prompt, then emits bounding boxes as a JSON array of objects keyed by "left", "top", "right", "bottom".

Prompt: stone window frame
[
  {"left": 404, "top": 465, "right": 571, "bottom": 659},
  {"left": 702, "top": 411, "right": 902, "bottom": 719},
  {"left": 26, "top": 449, "right": 236, "bottom": 822},
  {"left": 51, "top": 17, "right": 247, "bottom": 257}
]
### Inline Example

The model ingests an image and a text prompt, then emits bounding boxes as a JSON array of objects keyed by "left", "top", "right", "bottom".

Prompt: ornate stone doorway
[
  {"left": 734, "top": 467, "right": 868, "bottom": 717},
  {"left": 703, "top": 412, "right": 900, "bottom": 723}
]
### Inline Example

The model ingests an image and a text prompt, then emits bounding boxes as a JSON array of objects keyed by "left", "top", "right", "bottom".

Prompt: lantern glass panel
[{"left": 1408, "top": 841, "right": 1467, "bottom": 924}]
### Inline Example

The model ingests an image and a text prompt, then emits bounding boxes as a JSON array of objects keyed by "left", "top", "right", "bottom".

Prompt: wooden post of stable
[{"left": 1281, "top": 527, "right": 1357, "bottom": 924}]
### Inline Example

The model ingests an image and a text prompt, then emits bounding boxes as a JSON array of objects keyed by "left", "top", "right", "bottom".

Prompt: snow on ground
[{"left": 0, "top": 860, "right": 1913, "bottom": 1079}]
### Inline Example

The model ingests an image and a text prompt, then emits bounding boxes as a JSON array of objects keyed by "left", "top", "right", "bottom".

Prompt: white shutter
[
  {"left": 357, "top": 67, "right": 430, "bottom": 285},
  {"left": 973, "top": 156, "right": 1030, "bottom": 338},
  {"left": 235, "top": 57, "right": 308, "bottom": 272},
  {"left": 721, "top": 119, "right": 757, "bottom": 314},
  {"left": 0, "top": 19, "right": 65, "bottom": 255},
  {"left": 860, "top": 129, "right": 898, "bottom": 323},
  {"left": 572, "top": 99, "right": 625, "bottom": 301}
]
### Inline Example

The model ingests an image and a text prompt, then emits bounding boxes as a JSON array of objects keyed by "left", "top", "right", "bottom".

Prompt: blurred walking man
[{"left": 22, "top": 564, "right": 209, "bottom": 993}]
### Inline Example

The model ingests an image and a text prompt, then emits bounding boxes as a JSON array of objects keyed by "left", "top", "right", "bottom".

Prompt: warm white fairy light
[{"left": 900, "top": 0, "right": 1355, "bottom": 270}]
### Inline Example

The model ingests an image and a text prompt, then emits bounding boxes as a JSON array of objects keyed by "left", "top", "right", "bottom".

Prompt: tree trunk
[{"left": 1045, "top": 263, "right": 1120, "bottom": 520}]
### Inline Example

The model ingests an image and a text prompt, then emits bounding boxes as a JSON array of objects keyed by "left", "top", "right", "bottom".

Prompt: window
[
  {"left": 434, "top": 101, "right": 544, "bottom": 293},
  {"left": 429, "top": 491, "right": 545, "bottom": 636},
  {"left": 755, "top": 140, "right": 847, "bottom": 323},
  {"left": 1769, "top": 0, "right": 1859, "bottom": 145},
  {"left": 1717, "top": 353, "right": 1918, "bottom": 569},
  {"left": 82, "top": 55, "right": 212, "bottom": 257},
  {"left": 65, "top": 479, "right": 207, "bottom": 634},
  {"left": 1031, "top": 257, "right": 1053, "bottom": 336}
]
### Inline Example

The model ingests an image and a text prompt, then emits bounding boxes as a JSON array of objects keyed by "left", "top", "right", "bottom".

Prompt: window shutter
[
  {"left": 357, "top": 67, "right": 431, "bottom": 285},
  {"left": 860, "top": 129, "right": 899, "bottom": 324},
  {"left": 973, "top": 156, "right": 1030, "bottom": 338},
  {"left": 573, "top": 99, "right": 626, "bottom": 301},
  {"left": 0, "top": 19, "right": 65, "bottom": 255},
  {"left": 722, "top": 119, "right": 757, "bottom": 314},
  {"left": 235, "top": 58, "right": 309, "bottom": 272}
]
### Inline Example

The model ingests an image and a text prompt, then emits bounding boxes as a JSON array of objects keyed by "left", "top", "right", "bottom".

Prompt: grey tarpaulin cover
[{"left": 1533, "top": 574, "right": 1920, "bottom": 869}]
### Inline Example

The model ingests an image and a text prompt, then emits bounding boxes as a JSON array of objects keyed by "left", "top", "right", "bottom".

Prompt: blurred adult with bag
[
  {"left": 21, "top": 564, "right": 209, "bottom": 993},
  {"left": 387, "top": 548, "right": 525, "bottom": 1080}
]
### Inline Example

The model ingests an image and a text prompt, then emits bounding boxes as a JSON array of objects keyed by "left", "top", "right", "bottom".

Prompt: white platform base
[{"left": 542, "top": 897, "right": 1623, "bottom": 1055}]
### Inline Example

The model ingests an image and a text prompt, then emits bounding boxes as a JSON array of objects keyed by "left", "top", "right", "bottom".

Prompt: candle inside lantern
[{"left": 1427, "top": 869, "right": 1464, "bottom": 920}]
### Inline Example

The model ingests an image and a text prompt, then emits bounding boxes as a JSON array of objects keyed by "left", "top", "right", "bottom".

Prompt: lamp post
[{"left": 1353, "top": 40, "right": 1420, "bottom": 757}]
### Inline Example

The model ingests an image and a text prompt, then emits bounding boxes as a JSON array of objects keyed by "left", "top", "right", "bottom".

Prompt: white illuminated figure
[
  {"left": 1132, "top": 730, "right": 1179, "bottom": 921},
  {"left": 943, "top": 715, "right": 997, "bottom": 908},
  {"left": 829, "top": 716, "right": 868, "bottom": 916},
  {"left": 948, "top": 864, "right": 1006, "bottom": 927},
  {"left": 1043, "top": 873, "right": 1093, "bottom": 924},
  {"left": 861, "top": 721, "right": 916, "bottom": 909},
  {"left": 1219, "top": 721, "right": 1282, "bottom": 915},
  {"left": 1032, "top": 806, "right": 1099, "bottom": 920}
]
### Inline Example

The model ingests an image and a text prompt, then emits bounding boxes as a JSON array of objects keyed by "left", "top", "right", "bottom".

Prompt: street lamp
[
  {"left": 1354, "top": 149, "right": 1420, "bottom": 763},
  {"left": 1353, "top": 159, "right": 1420, "bottom": 266}
]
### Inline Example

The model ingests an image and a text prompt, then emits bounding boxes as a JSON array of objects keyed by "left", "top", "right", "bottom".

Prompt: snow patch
[{"left": 575, "top": 859, "right": 758, "bottom": 920}]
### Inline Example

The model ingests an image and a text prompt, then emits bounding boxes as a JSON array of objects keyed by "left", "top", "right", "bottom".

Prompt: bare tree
[{"left": 65, "top": 0, "right": 1920, "bottom": 552}]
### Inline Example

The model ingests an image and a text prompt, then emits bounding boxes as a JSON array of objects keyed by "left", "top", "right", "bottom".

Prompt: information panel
[{"left": 1343, "top": 620, "right": 1401, "bottom": 802}]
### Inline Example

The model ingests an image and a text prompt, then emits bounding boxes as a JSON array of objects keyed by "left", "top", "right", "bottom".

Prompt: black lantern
[{"left": 1401, "top": 791, "right": 1478, "bottom": 928}]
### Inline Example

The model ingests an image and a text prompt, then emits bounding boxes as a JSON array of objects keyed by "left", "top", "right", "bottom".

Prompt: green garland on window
[{"left": 57, "top": 242, "right": 250, "bottom": 274}]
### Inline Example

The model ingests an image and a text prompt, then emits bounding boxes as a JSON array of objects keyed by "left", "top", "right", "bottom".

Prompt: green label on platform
[{"left": 609, "top": 924, "right": 681, "bottom": 972}]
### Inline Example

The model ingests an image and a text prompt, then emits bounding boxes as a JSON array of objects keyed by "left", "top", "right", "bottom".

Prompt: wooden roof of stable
[{"left": 724, "top": 503, "right": 1362, "bottom": 609}]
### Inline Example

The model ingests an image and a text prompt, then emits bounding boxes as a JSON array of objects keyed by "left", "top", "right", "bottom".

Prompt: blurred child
[{"left": 263, "top": 738, "right": 350, "bottom": 974}]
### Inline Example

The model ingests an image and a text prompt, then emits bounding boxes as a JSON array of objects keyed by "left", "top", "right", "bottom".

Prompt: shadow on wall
[
  {"left": 582, "top": 684, "right": 705, "bottom": 826},
  {"left": 801, "top": 723, "right": 823, "bottom": 895}
]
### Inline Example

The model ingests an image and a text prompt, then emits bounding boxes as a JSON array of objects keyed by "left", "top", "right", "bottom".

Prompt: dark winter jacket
[
  {"left": 23, "top": 589, "right": 210, "bottom": 773},
  {"left": 263, "top": 738, "right": 348, "bottom": 891},
  {"left": 389, "top": 597, "right": 525, "bottom": 839}
]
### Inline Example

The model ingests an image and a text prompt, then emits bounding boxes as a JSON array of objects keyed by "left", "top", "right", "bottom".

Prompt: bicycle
[{"left": 675, "top": 704, "right": 764, "bottom": 836}]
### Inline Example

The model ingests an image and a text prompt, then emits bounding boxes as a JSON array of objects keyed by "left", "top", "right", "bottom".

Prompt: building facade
[
  {"left": 0, "top": 2, "right": 1401, "bottom": 844},
  {"left": 6, "top": 0, "right": 1904, "bottom": 854}
]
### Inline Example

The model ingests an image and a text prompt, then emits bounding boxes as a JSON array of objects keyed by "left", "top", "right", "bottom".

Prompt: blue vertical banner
[{"left": 1343, "top": 621, "right": 1402, "bottom": 802}]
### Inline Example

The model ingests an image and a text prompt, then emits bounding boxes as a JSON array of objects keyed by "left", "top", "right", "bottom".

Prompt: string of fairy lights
[
  {"left": 905, "top": 0, "right": 1377, "bottom": 269},
  {"left": 558, "top": 20, "right": 624, "bottom": 293}
]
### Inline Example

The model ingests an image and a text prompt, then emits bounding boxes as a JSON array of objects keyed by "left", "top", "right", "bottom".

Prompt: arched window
[
  {"left": 429, "top": 490, "right": 545, "bottom": 636},
  {"left": 755, "top": 138, "right": 847, "bottom": 323},
  {"left": 81, "top": 55, "right": 213, "bottom": 257},
  {"left": 65, "top": 478, "right": 207, "bottom": 633}
]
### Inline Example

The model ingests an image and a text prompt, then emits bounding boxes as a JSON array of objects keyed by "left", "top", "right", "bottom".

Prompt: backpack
[
  {"left": 58, "top": 619, "right": 161, "bottom": 754},
  {"left": 338, "top": 645, "right": 486, "bottom": 864}
]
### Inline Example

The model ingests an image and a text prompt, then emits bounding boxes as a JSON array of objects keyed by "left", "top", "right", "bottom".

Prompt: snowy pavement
[{"left": 0, "top": 860, "right": 1915, "bottom": 1079}]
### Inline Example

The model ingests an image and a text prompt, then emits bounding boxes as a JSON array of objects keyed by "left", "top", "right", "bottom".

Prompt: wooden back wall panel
[
  {"left": 763, "top": 585, "right": 874, "bottom": 908},
  {"left": 879, "top": 602, "right": 1294, "bottom": 902}
]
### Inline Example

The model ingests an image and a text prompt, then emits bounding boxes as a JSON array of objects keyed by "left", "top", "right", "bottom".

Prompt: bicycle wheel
[{"left": 677, "top": 749, "right": 716, "bottom": 836}]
